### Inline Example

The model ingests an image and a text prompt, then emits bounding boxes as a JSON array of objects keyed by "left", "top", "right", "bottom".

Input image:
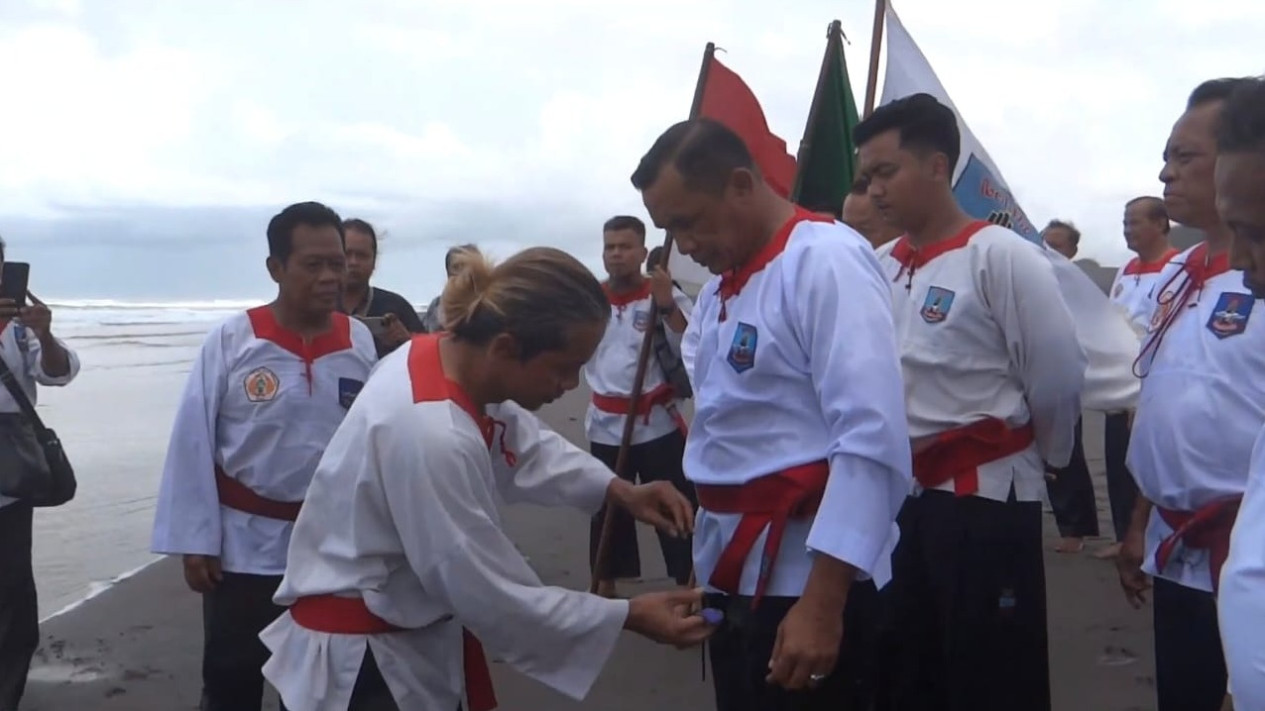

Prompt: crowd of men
[{"left": 2, "top": 70, "right": 1264, "bottom": 711}]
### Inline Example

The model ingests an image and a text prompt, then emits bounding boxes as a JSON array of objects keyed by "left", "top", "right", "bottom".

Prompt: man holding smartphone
[
  {"left": 0, "top": 241, "right": 80, "bottom": 711},
  {"left": 340, "top": 219, "right": 425, "bottom": 357}
]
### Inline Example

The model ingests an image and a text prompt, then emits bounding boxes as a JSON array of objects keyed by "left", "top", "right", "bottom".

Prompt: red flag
[{"left": 697, "top": 55, "right": 798, "bottom": 197}]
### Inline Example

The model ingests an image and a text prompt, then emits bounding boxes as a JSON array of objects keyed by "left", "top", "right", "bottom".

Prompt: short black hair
[
  {"left": 603, "top": 215, "right": 647, "bottom": 243},
  {"left": 342, "top": 218, "right": 377, "bottom": 253},
  {"left": 267, "top": 202, "right": 344, "bottom": 263},
  {"left": 1044, "top": 219, "right": 1081, "bottom": 247},
  {"left": 630, "top": 118, "right": 757, "bottom": 194},
  {"left": 854, "top": 93, "right": 961, "bottom": 172},
  {"left": 445, "top": 244, "right": 478, "bottom": 272},
  {"left": 1126, "top": 196, "right": 1171, "bottom": 233},
  {"left": 1216, "top": 75, "right": 1265, "bottom": 153},
  {"left": 647, "top": 246, "right": 665, "bottom": 269},
  {"left": 1188, "top": 77, "right": 1253, "bottom": 110}
]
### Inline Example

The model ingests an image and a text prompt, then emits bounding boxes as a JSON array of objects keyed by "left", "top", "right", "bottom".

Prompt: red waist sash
[
  {"left": 290, "top": 594, "right": 497, "bottom": 711},
  {"left": 912, "top": 418, "right": 1035, "bottom": 496},
  {"left": 214, "top": 466, "right": 302, "bottom": 521},
  {"left": 1155, "top": 496, "right": 1242, "bottom": 594},
  {"left": 694, "top": 461, "right": 829, "bottom": 608},
  {"left": 591, "top": 382, "right": 688, "bottom": 436}
]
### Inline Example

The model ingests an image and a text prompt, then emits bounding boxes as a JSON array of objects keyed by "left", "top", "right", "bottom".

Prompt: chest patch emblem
[
  {"left": 243, "top": 366, "right": 280, "bottom": 403},
  {"left": 920, "top": 286, "right": 955, "bottom": 324},
  {"left": 1207, "top": 292, "right": 1254, "bottom": 339},
  {"left": 727, "top": 322, "right": 758, "bottom": 374},
  {"left": 632, "top": 308, "right": 651, "bottom": 333},
  {"left": 338, "top": 377, "right": 365, "bottom": 409}
]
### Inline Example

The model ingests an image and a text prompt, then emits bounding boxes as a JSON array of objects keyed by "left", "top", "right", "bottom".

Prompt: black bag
[{"left": 0, "top": 353, "right": 76, "bottom": 507}]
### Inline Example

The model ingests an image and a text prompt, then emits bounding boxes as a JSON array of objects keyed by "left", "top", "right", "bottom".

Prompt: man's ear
[
  {"left": 266, "top": 256, "right": 283, "bottom": 285},
  {"left": 488, "top": 332, "right": 523, "bottom": 362}
]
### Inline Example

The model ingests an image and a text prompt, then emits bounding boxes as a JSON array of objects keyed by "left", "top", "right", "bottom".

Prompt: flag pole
[
  {"left": 862, "top": 0, "right": 887, "bottom": 117},
  {"left": 588, "top": 42, "right": 714, "bottom": 596},
  {"left": 790, "top": 21, "right": 843, "bottom": 205}
]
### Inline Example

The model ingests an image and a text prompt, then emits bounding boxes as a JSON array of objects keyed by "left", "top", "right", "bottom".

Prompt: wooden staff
[
  {"left": 863, "top": 0, "right": 888, "bottom": 118},
  {"left": 589, "top": 42, "right": 715, "bottom": 596}
]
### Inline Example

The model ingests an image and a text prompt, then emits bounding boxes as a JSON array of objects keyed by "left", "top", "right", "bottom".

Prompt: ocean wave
[{"left": 47, "top": 298, "right": 265, "bottom": 311}]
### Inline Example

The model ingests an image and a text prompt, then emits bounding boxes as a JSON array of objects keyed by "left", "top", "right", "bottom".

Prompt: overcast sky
[{"left": 1, "top": 0, "right": 1262, "bottom": 301}]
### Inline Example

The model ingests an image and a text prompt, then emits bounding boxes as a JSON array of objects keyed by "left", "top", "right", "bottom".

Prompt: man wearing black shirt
[{"left": 340, "top": 219, "right": 424, "bottom": 357}]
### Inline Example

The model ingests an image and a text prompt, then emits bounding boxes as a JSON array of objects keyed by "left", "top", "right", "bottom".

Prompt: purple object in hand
[{"left": 700, "top": 608, "right": 724, "bottom": 626}]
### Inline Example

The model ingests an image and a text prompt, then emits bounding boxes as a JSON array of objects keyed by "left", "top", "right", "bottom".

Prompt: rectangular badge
[{"left": 338, "top": 377, "right": 365, "bottom": 409}]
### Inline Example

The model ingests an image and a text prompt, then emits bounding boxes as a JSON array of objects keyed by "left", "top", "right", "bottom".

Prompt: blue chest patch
[
  {"left": 338, "top": 377, "right": 365, "bottom": 409},
  {"left": 1207, "top": 292, "right": 1254, "bottom": 339},
  {"left": 920, "top": 286, "right": 955, "bottom": 324},
  {"left": 632, "top": 309, "right": 651, "bottom": 333},
  {"left": 726, "top": 322, "right": 758, "bottom": 374}
]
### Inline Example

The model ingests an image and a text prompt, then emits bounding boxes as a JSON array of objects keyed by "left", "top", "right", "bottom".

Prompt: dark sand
[{"left": 19, "top": 393, "right": 1156, "bottom": 710}]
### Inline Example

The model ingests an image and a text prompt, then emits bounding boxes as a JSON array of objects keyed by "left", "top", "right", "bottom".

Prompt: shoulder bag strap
[{"left": 0, "top": 348, "right": 49, "bottom": 435}]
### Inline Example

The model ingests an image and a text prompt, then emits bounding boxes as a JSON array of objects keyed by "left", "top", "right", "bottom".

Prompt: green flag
[{"left": 791, "top": 21, "right": 860, "bottom": 217}]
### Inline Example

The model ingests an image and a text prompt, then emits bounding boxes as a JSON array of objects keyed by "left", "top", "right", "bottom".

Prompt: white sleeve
[
  {"left": 378, "top": 425, "right": 628, "bottom": 701},
  {"left": 24, "top": 333, "right": 80, "bottom": 386},
  {"left": 983, "top": 240, "right": 1088, "bottom": 467},
  {"left": 786, "top": 241, "right": 913, "bottom": 580},
  {"left": 662, "top": 287, "right": 695, "bottom": 350},
  {"left": 151, "top": 327, "right": 228, "bottom": 557},
  {"left": 487, "top": 401, "right": 615, "bottom": 514}
]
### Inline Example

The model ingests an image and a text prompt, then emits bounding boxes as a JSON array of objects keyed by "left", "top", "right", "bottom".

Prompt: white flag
[{"left": 880, "top": 3, "right": 1141, "bottom": 412}]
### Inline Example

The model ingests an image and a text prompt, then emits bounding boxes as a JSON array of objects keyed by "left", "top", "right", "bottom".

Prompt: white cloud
[{"left": 0, "top": 0, "right": 1261, "bottom": 271}]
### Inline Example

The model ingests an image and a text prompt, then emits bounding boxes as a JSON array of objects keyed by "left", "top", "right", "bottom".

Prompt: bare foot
[
  {"left": 1093, "top": 542, "right": 1123, "bottom": 560},
  {"left": 1054, "top": 537, "right": 1084, "bottom": 554}
]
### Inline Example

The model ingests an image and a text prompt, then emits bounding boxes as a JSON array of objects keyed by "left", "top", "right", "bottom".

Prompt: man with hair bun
[
  {"left": 261, "top": 246, "right": 716, "bottom": 711},
  {"left": 635, "top": 117, "right": 913, "bottom": 711},
  {"left": 1210, "top": 74, "right": 1265, "bottom": 709}
]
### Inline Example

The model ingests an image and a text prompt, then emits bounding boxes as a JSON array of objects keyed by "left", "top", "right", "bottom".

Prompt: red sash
[
  {"left": 214, "top": 466, "right": 302, "bottom": 521},
  {"left": 289, "top": 594, "right": 498, "bottom": 711},
  {"left": 590, "top": 383, "right": 688, "bottom": 436},
  {"left": 694, "top": 461, "right": 829, "bottom": 608},
  {"left": 912, "top": 418, "right": 1035, "bottom": 496},
  {"left": 1155, "top": 497, "right": 1242, "bottom": 594}
]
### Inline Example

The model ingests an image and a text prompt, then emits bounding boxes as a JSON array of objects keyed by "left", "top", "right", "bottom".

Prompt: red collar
[
  {"left": 1183, "top": 242, "right": 1232, "bottom": 287},
  {"left": 1122, "top": 248, "right": 1180, "bottom": 276},
  {"left": 247, "top": 306, "right": 352, "bottom": 362},
  {"left": 716, "top": 208, "right": 832, "bottom": 320},
  {"left": 890, "top": 221, "right": 990, "bottom": 272},
  {"left": 407, "top": 334, "right": 516, "bottom": 466},
  {"left": 603, "top": 279, "right": 652, "bottom": 308}
]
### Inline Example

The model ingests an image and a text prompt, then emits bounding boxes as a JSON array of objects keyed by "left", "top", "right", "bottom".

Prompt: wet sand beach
[{"left": 18, "top": 384, "right": 1157, "bottom": 710}]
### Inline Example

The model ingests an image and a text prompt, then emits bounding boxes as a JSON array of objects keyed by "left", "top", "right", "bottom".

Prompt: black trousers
[
  {"left": 881, "top": 491, "right": 1050, "bottom": 711},
  {"left": 589, "top": 430, "right": 696, "bottom": 585},
  {"left": 200, "top": 572, "right": 287, "bottom": 711},
  {"left": 344, "top": 649, "right": 401, "bottom": 710},
  {"left": 1102, "top": 412, "right": 1138, "bottom": 542},
  {"left": 0, "top": 503, "right": 38, "bottom": 711},
  {"left": 1045, "top": 418, "right": 1100, "bottom": 538},
  {"left": 704, "top": 582, "right": 881, "bottom": 711},
  {"left": 1152, "top": 577, "right": 1226, "bottom": 711}
]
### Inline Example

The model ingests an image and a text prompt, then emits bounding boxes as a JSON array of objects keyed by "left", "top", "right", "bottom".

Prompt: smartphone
[
  {"left": 355, "top": 315, "right": 388, "bottom": 338},
  {"left": 0, "top": 262, "right": 30, "bottom": 308}
]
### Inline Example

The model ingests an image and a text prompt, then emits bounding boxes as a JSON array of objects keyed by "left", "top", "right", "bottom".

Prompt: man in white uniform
[
  {"left": 1211, "top": 75, "right": 1265, "bottom": 708},
  {"left": 0, "top": 240, "right": 80, "bottom": 711},
  {"left": 1118, "top": 77, "right": 1262, "bottom": 711},
  {"left": 857, "top": 93, "right": 1087, "bottom": 711},
  {"left": 261, "top": 246, "right": 713, "bottom": 711},
  {"left": 633, "top": 118, "right": 914, "bottom": 711},
  {"left": 1095, "top": 197, "right": 1177, "bottom": 559},
  {"left": 151, "top": 202, "right": 378, "bottom": 711},
  {"left": 586, "top": 215, "right": 696, "bottom": 597}
]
